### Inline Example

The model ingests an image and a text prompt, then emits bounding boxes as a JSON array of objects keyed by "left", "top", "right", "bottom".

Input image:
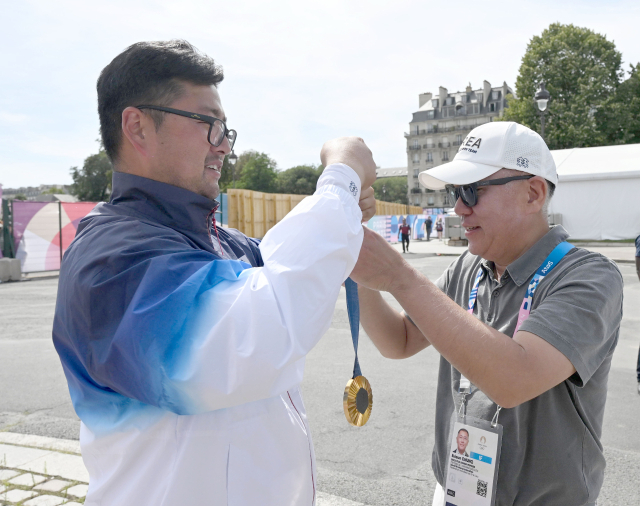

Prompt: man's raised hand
[{"left": 320, "top": 137, "right": 377, "bottom": 190}]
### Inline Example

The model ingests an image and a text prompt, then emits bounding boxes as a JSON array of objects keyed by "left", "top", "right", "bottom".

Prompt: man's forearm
[
  {"left": 388, "top": 264, "right": 559, "bottom": 408},
  {"left": 358, "top": 286, "right": 429, "bottom": 359}
]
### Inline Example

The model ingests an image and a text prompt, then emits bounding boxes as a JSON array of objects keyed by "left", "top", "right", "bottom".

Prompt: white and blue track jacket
[{"left": 52, "top": 164, "right": 364, "bottom": 506}]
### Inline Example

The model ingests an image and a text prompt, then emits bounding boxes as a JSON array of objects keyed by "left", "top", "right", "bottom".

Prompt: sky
[{"left": 1, "top": 0, "right": 639, "bottom": 189}]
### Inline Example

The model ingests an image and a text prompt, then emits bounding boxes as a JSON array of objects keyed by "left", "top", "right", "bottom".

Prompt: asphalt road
[{"left": 0, "top": 255, "right": 639, "bottom": 505}]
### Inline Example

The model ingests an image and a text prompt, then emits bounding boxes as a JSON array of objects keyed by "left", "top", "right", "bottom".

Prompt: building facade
[
  {"left": 405, "top": 80, "right": 513, "bottom": 207},
  {"left": 1, "top": 184, "right": 72, "bottom": 201}
]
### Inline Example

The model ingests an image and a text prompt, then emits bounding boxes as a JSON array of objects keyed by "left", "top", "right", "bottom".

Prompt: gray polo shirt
[{"left": 430, "top": 225, "right": 623, "bottom": 506}]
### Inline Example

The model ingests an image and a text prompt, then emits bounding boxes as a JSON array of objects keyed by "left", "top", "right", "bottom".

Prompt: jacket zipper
[{"left": 206, "top": 204, "right": 224, "bottom": 257}]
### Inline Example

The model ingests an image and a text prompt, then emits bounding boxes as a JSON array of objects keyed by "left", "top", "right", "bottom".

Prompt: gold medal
[{"left": 343, "top": 375, "right": 373, "bottom": 427}]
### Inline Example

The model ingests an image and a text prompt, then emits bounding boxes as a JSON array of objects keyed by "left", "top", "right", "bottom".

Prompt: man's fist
[
  {"left": 359, "top": 187, "right": 376, "bottom": 223},
  {"left": 320, "top": 137, "right": 377, "bottom": 189}
]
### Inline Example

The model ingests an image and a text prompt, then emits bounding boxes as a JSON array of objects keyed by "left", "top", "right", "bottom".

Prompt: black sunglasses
[
  {"left": 445, "top": 175, "right": 534, "bottom": 207},
  {"left": 136, "top": 105, "right": 237, "bottom": 150}
]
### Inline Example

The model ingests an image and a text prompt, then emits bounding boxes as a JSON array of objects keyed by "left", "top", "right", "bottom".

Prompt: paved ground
[{"left": 0, "top": 241, "right": 638, "bottom": 505}]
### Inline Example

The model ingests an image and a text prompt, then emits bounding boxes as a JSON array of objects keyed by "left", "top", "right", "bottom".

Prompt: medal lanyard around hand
[
  {"left": 462, "top": 241, "right": 574, "bottom": 419},
  {"left": 343, "top": 278, "right": 373, "bottom": 427}
]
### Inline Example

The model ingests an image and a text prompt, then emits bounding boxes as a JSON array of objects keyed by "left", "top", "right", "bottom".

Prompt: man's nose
[
  {"left": 212, "top": 135, "right": 232, "bottom": 156},
  {"left": 454, "top": 197, "right": 472, "bottom": 217}
]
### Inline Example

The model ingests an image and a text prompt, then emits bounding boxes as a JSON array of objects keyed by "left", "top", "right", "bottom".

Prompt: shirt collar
[
  {"left": 109, "top": 171, "right": 219, "bottom": 242},
  {"left": 479, "top": 226, "right": 570, "bottom": 286},
  {"left": 505, "top": 226, "right": 570, "bottom": 286}
]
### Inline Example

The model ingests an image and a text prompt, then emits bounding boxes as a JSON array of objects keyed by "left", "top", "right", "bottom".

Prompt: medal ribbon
[{"left": 345, "top": 277, "right": 362, "bottom": 379}]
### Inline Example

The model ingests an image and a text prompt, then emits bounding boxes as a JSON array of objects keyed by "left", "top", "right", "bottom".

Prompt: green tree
[
  {"left": 235, "top": 151, "right": 278, "bottom": 193},
  {"left": 276, "top": 165, "right": 323, "bottom": 195},
  {"left": 70, "top": 149, "right": 112, "bottom": 202},
  {"left": 595, "top": 63, "right": 640, "bottom": 145},
  {"left": 502, "top": 23, "right": 623, "bottom": 149},
  {"left": 13, "top": 194, "right": 27, "bottom": 200},
  {"left": 372, "top": 177, "right": 408, "bottom": 204}
]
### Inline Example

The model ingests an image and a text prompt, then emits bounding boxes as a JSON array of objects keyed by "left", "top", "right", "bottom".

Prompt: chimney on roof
[
  {"left": 419, "top": 92, "right": 433, "bottom": 108},
  {"left": 466, "top": 83, "right": 472, "bottom": 93},
  {"left": 483, "top": 80, "right": 491, "bottom": 107},
  {"left": 439, "top": 86, "right": 448, "bottom": 107}
]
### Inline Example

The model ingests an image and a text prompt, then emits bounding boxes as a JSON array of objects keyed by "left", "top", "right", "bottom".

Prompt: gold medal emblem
[{"left": 343, "top": 375, "right": 373, "bottom": 427}]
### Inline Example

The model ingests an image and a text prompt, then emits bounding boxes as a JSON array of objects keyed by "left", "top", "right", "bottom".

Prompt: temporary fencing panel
[{"left": 227, "top": 188, "right": 422, "bottom": 239}]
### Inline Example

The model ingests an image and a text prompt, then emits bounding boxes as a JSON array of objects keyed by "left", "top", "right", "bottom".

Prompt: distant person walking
[
  {"left": 399, "top": 218, "right": 411, "bottom": 253},
  {"left": 435, "top": 217, "right": 443, "bottom": 240},
  {"left": 425, "top": 216, "right": 433, "bottom": 241},
  {"left": 636, "top": 234, "right": 640, "bottom": 394}
]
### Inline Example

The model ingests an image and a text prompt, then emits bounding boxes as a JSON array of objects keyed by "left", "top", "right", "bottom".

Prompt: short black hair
[
  {"left": 97, "top": 40, "right": 224, "bottom": 163},
  {"left": 458, "top": 428, "right": 469, "bottom": 436}
]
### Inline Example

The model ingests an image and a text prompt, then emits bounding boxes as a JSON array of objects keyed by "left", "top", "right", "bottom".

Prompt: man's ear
[
  {"left": 121, "top": 107, "right": 153, "bottom": 157},
  {"left": 527, "top": 176, "right": 547, "bottom": 212}
]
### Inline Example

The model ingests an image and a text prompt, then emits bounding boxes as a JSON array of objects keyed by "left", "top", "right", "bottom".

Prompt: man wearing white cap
[{"left": 351, "top": 122, "right": 623, "bottom": 505}]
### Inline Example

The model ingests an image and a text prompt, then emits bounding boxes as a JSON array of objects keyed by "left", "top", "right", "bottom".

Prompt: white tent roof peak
[{"left": 551, "top": 143, "right": 640, "bottom": 182}]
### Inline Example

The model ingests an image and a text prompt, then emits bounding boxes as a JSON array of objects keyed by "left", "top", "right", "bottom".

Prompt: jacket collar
[
  {"left": 109, "top": 172, "right": 219, "bottom": 251},
  {"left": 480, "top": 225, "right": 570, "bottom": 287}
]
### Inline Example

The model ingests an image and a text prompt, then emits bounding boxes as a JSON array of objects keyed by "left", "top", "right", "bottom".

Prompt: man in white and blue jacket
[{"left": 53, "top": 40, "right": 377, "bottom": 506}]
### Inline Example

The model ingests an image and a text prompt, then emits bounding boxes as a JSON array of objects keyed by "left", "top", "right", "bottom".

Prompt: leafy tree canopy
[
  {"left": 276, "top": 165, "right": 323, "bottom": 195},
  {"left": 13, "top": 194, "right": 27, "bottom": 201},
  {"left": 595, "top": 63, "right": 640, "bottom": 145},
  {"left": 70, "top": 149, "right": 112, "bottom": 202},
  {"left": 234, "top": 151, "right": 278, "bottom": 193},
  {"left": 372, "top": 176, "right": 408, "bottom": 205},
  {"left": 502, "top": 23, "right": 624, "bottom": 149}
]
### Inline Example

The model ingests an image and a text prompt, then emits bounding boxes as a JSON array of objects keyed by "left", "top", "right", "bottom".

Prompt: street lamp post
[
  {"left": 228, "top": 150, "right": 238, "bottom": 189},
  {"left": 534, "top": 82, "right": 551, "bottom": 141}
]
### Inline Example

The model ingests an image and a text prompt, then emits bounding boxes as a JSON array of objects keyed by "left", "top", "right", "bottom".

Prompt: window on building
[
  {"left": 442, "top": 137, "right": 449, "bottom": 147},
  {"left": 413, "top": 139, "right": 419, "bottom": 148},
  {"left": 432, "top": 99, "right": 439, "bottom": 108},
  {"left": 467, "top": 104, "right": 479, "bottom": 115},
  {"left": 427, "top": 110, "right": 434, "bottom": 119},
  {"left": 476, "top": 93, "right": 483, "bottom": 103},
  {"left": 413, "top": 169, "right": 419, "bottom": 177},
  {"left": 426, "top": 137, "right": 434, "bottom": 148},
  {"left": 492, "top": 91, "right": 499, "bottom": 100},
  {"left": 490, "top": 103, "right": 495, "bottom": 112},
  {"left": 443, "top": 107, "right": 455, "bottom": 118},
  {"left": 426, "top": 152, "right": 433, "bottom": 162},
  {"left": 413, "top": 154, "right": 420, "bottom": 163},
  {"left": 414, "top": 182, "right": 420, "bottom": 189},
  {"left": 456, "top": 134, "right": 463, "bottom": 145},
  {"left": 442, "top": 151, "right": 449, "bottom": 161},
  {"left": 427, "top": 197, "right": 435, "bottom": 205},
  {"left": 456, "top": 105, "right": 465, "bottom": 116}
]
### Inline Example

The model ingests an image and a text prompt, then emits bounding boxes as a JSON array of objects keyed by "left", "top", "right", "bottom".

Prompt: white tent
[{"left": 548, "top": 143, "right": 640, "bottom": 240}]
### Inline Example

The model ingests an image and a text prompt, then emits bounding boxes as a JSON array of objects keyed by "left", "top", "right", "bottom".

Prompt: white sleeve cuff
[{"left": 316, "top": 163, "right": 361, "bottom": 202}]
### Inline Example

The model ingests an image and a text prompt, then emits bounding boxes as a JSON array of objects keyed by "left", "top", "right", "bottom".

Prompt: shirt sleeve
[
  {"left": 56, "top": 164, "right": 364, "bottom": 416},
  {"left": 518, "top": 256, "right": 623, "bottom": 387}
]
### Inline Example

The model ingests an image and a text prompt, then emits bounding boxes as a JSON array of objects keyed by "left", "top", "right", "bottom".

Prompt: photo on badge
[{"left": 443, "top": 414, "right": 503, "bottom": 506}]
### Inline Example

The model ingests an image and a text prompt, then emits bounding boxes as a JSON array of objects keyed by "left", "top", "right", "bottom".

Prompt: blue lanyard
[
  {"left": 467, "top": 241, "right": 574, "bottom": 333},
  {"left": 345, "top": 277, "right": 362, "bottom": 378}
]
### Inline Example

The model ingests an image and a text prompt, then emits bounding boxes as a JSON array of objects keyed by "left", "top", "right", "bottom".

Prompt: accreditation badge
[{"left": 443, "top": 412, "right": 503, "bottom": 506}]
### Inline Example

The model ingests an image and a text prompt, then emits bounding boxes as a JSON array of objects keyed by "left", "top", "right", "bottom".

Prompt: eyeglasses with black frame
[
  {"left": 136, "top": 105, "right": 237, "bottom": 150},
  {"left": 444, "top": 175, "right": 534, "bottom": 207}
]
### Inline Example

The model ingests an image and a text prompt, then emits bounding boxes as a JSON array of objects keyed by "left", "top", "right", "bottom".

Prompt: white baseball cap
[{"left": 418, "top": 121, "right": 557, "bottom": 190}]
